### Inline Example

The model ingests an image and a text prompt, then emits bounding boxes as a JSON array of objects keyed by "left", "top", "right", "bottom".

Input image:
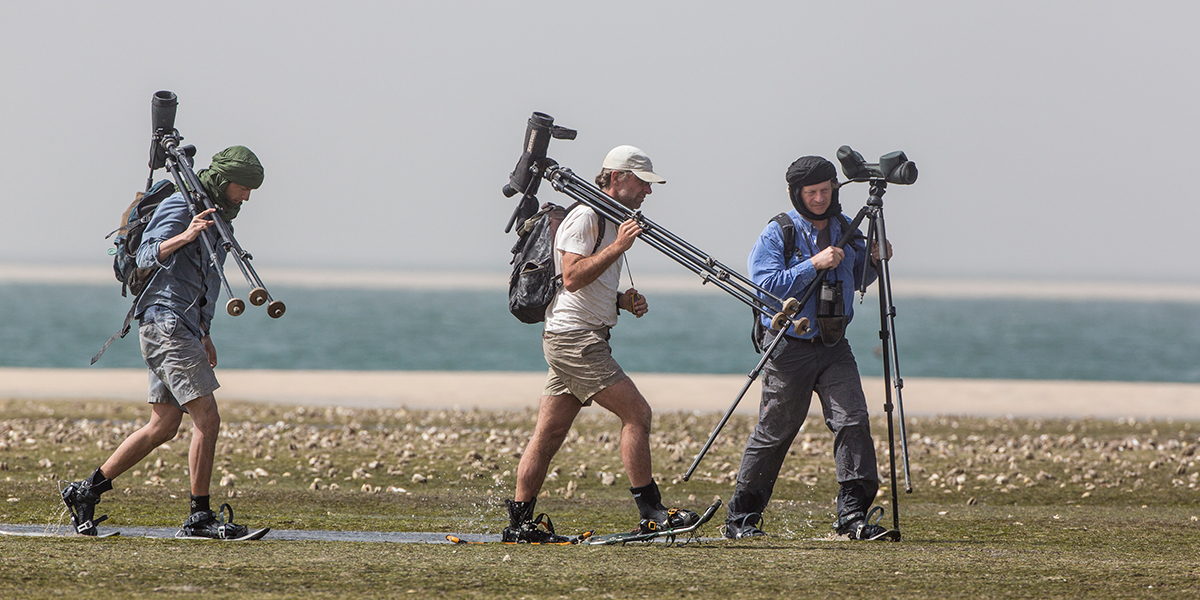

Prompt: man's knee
[
  {"left": 617, "top": 394, "right": 653, "bottom": 434},
  {"left": 632, "top": 400, "right": 652, "bottom": 432},
  {"left": 539, "top": 419, "right": 573, "bottom": 446},
  {"left": 149, "top": 412, "right": 183, "bottom": 445},
  {"left": 531, "top": 394, "right": 581, "bottom": 443},
  {"left": 830, "top": 408, "right": 868, "bottom": 432},
  {"left": 590, "top": 379, "right": 653, "bottom": 439},
  {"left": 186, "top": 395, "right": 221, "bottom": 437}
]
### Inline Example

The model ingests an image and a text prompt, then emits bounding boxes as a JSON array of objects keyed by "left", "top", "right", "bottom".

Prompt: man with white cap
[{"left": 502, "top": 145, "right": 700, "bottom": 543}]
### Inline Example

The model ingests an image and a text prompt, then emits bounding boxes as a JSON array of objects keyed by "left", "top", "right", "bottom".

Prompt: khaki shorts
[
  {"left": 139, "top": 306, "right": 220, "bottom": 410},
  {"left": 542, "top": 328, "right": 627, "bottom": 405}
]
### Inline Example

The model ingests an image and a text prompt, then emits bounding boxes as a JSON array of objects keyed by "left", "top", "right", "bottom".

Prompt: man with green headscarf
[
  {"left": 197, "top": 145, "right": 264, "bottom": 222},
  {"left": 62, "top": 146, "right": 268, "bottom": 540}
]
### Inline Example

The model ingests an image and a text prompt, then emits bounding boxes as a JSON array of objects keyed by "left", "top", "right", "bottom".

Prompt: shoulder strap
[
  {"left": 565, "top": 202, "right": 606, "bottom": 254},
  {"left": 594, "top": 215, "right": 606, "bottom": 253},
  {"left": 91, "top": 291, "right": 145, "bottom": 365},
  {"left": 771, "top": 213, "right": 795, "bottom": 259}
]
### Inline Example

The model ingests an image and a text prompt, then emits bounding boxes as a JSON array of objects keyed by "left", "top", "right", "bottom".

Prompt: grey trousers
[{"left": 727, "top": 333, "right": 880, "bottom": 523}]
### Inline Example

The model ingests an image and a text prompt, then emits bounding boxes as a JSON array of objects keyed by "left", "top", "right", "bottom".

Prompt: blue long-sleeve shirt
[
  {"left": 133, "top": 192, "right": 228, "bottom": 338},
  {"left": 748, "top": 209, "right": 877, "bottom": 339}
]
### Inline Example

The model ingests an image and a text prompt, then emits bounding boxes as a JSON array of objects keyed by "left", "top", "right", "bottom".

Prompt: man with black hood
[
  {"left": 724, "top": 155, "right": 893, "bottom": 541},
  {"left": 62, "top": 146, "right": 266, "bottom": 539}
]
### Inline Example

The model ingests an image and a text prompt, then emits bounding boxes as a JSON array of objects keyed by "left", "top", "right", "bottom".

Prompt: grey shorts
[
  {"left": 542, "top": 328, "right": 627, "bottom": 405},
  {"left": 139, "top": 306, "right": 220, "bottom": 410}
]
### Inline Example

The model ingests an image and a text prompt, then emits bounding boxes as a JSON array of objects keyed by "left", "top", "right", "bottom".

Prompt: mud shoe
[
  {"left": 638, "top": 507, "right": 701, "bottom": 534},
  {"left": 501, "top": 513, "right": 572, "bottom": 543},
  {"left": 178, "top": 503, "right": 250, "bottom": 540},
  {"left": 835, "top": 506, "right": 896, "bottom": 541},
  {"left": 723, "top": 513, "right": 767, "bottom": 540},
  {"left": 60, "top": 468, "right": 112, "bottom": 536}
]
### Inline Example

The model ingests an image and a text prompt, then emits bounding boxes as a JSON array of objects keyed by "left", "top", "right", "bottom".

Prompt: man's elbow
[{"left": 562, "top": 275, "right": 583, "bottom": 293}]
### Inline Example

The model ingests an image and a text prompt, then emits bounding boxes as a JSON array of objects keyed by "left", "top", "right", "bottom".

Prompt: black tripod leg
[
  {"left": 869, "top": 205, "right": 910, "bottom": 533},
  {"left": 877, "top": 270, "right": 901, "bottom": 531},
  {"left": 683, "top": 321, "right": 793, "bottom": 482}
]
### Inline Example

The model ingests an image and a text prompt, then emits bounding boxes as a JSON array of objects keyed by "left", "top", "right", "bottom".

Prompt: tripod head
[
  {"left": 501, "top": 112, "right": 577, "bottom": 232},
  {"left": 837, "top": 146, "right": 918, "bottom": 186}
]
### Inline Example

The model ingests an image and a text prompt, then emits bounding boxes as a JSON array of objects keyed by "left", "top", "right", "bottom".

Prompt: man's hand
[
  {"left": 621, "top": 288, "right": 648, "bottom": 318},
  {"left": 183, "top": 208, "right": 218, "bottom": 243},
  {"left": 562, "top": 218, "right": 643, "bottom": 292},
  {"left": 612, "top": 218, "right": 643, "bottom": 253},
  {"left": 158, "top": 208, "right": 217, "bottom": 261},
  {"left": 811, "top": 246, "right": 844, "bottom": 270},
  {"left": 202, "top": 335, "right": 217, "bottom": 368}
]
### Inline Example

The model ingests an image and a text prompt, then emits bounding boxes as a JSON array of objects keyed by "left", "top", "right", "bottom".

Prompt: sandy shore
[
  {"left": 2, "top": 367, "right": 1198, "bottom": 420},
  {"left": 7, "top": 263, "right": 1200, "bottom": 301}
]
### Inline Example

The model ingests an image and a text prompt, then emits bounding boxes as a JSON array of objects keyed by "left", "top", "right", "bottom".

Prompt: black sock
[
  {"left": 87, "top": 467, "right": 113, "bottom": 495},
  {"left": 190, "top": 495, "right": 211, "bottom": 516},
  {"left": 630, "top": 481, "right": 665, "bottom": 520},
  {"left": 506, "top": 499, "right": 535, "bottom": 528}
]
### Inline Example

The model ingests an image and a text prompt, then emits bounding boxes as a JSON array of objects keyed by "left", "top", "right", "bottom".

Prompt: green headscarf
[{"left": 197, "top": 146, "right": 264, "bottom": 221}]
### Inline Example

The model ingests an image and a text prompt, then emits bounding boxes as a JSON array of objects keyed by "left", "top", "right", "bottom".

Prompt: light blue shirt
[
  {"left": 134, "top": 192, "right": 228, "bottom": 338},
  {"left": 748, "top": 209, "right": 876, "bottom": 339}
]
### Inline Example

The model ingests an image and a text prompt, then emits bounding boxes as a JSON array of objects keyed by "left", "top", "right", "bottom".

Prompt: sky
[{"left": 2, "top": 1, "right": 1198, "bottom": 283}]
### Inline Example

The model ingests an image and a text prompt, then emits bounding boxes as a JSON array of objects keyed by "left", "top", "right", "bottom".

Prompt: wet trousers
[{"left": 727, "top": 333, "right": 880, "bottom": 523}]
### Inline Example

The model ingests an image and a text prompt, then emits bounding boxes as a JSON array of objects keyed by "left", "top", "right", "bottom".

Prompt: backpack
[
  {"left": 508, "top": 202, "right": 604, "bottom": 324},
  {"left": 91, "top": 180, "right": 177, "bottom": 364},
  {"left": 109, "top": 179, "right": 177, "bottom": 297}
]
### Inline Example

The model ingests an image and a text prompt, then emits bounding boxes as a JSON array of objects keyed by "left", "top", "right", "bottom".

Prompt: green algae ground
[{"left": 2, "top": 397, "right": 1198, "bottom": 599}]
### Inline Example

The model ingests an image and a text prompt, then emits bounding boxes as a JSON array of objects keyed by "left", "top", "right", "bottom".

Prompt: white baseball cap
[{"left": 602, "top": 145, "right": 666, "bottom": 184}]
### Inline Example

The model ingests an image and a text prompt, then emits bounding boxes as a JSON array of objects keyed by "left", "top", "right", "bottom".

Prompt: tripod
[
  {"left": 857, "top": 179, "right": 913, "bottom": 532},
  {"left": 150, "top": 91, "right": 285, "bottom": 320}
]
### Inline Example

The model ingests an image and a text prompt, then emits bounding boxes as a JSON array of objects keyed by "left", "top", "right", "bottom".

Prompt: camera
[{"left": 837, "top": 146, "right": 918, "bottom": 185}]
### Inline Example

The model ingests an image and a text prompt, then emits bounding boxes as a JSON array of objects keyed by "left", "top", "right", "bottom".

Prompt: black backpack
[
  {"left": 508, "top": 202, "right": 604, "bottom": 324},
  {"left": 91, "top": 180, "right": 177, "bottom": 364}
]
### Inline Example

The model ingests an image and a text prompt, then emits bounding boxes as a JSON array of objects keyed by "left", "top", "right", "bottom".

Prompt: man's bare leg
[
  {"left": 182, "top": 393, "right": 220, "bottom": 497},
  {"left": 515, "top": 394, "right": 583, "bottom": 502},
  {"left": 100, "top": 403, "right": 184, "bottom": 480},
  {"left": 591, "top": 376, "right": 653, "bottom": 488}
]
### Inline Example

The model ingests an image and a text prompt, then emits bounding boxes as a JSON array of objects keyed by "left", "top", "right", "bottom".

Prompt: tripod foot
[{"left": 781, "top": 298, "right": 799, "bottom": 317}]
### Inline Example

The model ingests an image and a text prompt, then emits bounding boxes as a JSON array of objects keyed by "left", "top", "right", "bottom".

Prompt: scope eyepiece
[{"left": 837, "top": 146, "right": 871, "bottom": 180}]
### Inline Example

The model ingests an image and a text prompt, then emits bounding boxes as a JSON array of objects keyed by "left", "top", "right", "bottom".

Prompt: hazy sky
[{"left": 3, "top": 1, "right": 1198, "bottom": 282}]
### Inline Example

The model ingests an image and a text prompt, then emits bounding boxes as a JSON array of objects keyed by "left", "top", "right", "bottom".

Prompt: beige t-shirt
[{"left": 543, "top": 206, "right": 621, "bottom": 333}]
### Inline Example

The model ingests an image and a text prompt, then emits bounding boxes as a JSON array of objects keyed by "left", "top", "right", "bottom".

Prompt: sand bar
[
  {"left": 6, "top": 263, "right": 1200, "bottom": 301},
  {"left": 2, "top": 367, "right": 1197, "bottom": 420}
]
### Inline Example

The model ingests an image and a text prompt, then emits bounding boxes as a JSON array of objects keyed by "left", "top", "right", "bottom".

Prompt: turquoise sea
[{"left": 2, "top": 282, "right": 1199, "bottom": 382}]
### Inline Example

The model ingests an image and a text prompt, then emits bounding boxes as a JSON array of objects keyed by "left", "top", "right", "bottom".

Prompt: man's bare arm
[{"left": 561, "top": 219, "right": 642, "bottom": 292}]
